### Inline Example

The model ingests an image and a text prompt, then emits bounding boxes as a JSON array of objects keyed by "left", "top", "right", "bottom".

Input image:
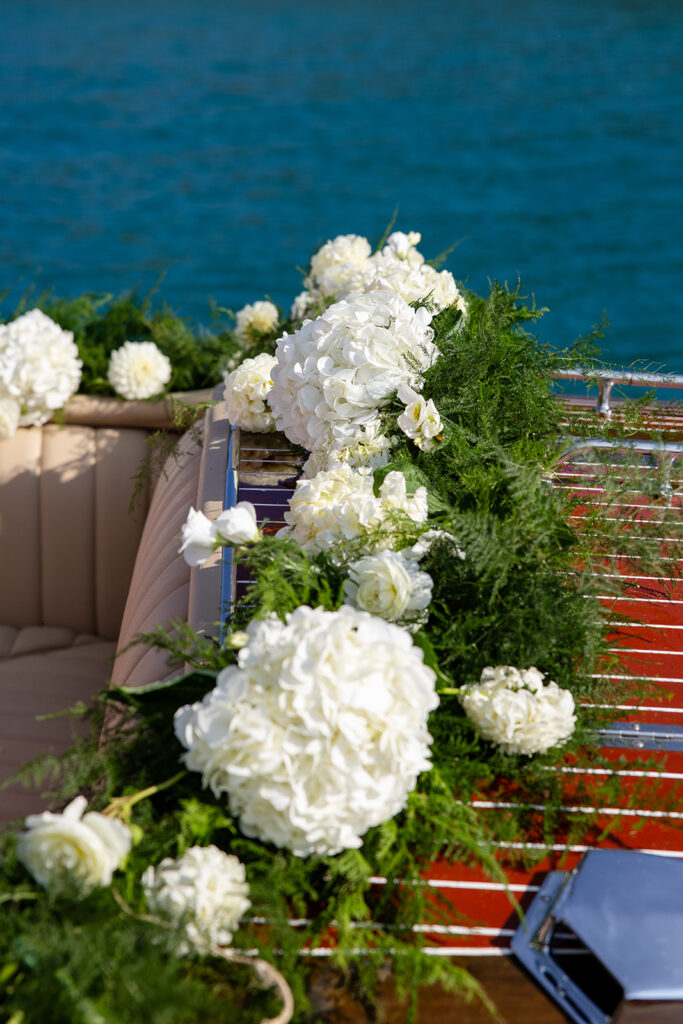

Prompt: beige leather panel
[
  {"left": 40, "top": 425, "right": 97, "bottom": 634},
  {"left": 110, "top": 427, "right": 204, "bottom": 688},
  {"left": 0, "top": 429, "right": 42, "bottom": 627},
  {"left": 0, "top": 636, "right": 116, "bottom": 824},
  {"left": 94, "top": 428, "right": 151, "bottom": 640}
]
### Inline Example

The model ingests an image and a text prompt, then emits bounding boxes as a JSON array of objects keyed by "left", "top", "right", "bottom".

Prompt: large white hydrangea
[
  {"left": 223, "top": 352, "right": 277, "bottom": 432},
  {"left": 142, "top": 845, "right": 250, "bottom": 953},
  {"left": 281, "top": 464, "right": 428, "bottom": 554},
  {"left": 0, "top": 309, "right": 82, "bottom": 433},
  {"left": 460, "top": 665, "right": 576, "bottom": 756},
  {"left": 107, "top": 340, "right": 172, "bottom": 400},
  {"left": 174, "top": 605, "right": 439, "bottom": 857},
  {"left": 268, "top": 289, "right": 437, "bottom": 452}
]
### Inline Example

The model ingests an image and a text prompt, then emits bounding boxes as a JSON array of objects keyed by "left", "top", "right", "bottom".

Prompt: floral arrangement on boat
[{"left": 0, "top": 228, "right": 678, "bottom": 1023}]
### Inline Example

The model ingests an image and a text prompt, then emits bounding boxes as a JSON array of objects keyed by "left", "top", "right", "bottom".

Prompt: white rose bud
[
  {"left": 214, "top": 502, "right": 260, "bottom": 545},
  {"left": 179, "top": 507, "right": 218, "bottom": 567},
  {"left": 16, "top": 795, "right": 132, "bottom": 895}
]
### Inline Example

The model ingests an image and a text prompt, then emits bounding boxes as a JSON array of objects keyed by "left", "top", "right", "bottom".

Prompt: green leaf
[
  {"left": 107, "top": 670, "right": 217, "bottom": 721},
  {"left": 411, "top": 631, "right": 453, "bottom": 690}
]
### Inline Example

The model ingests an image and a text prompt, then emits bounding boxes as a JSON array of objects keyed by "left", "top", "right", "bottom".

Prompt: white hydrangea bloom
[
  {"left": 16, "top": 795, "right": 132, "bottom": 895},
  {"left": 268, "top": 290, "right": 437, "bottom": 452},
  {"left": 304, "top": 233, "right": 372, "bottom": 299},
  {"left": 223, "top": 352, "right": 277, "bottom": 432},
  {"left": 460, "top": 665, "right": 576, "bottom": 756},
  {"left": 396, "top": 382, "right": 444, "bottom": 451},
  {"left": 343, "top": 549, "right": 433, "bottom": 627},
  {"left": 107, "top": 340, "right": 172, "bottom": 400},
  {"left": 0, "top": 396, "right": 20, "bottom": 439},
  {"left": 142, "top": 845, "right": 250, "bottom": 953},
  {"left": 234, "top": 300, "right": 279, "bottom": 342},
  {"left": 301, "top": 420, "right": 392, "bottom": 478},
  {"left": 174, "top": 605, "right": 439, "bottom": 857},
  {"left": 281, "top": 464, "right": 428, "bottom": 554},
  {"left": 290, "top": 289, "right": 316, "bottom": 322},
  {"left": 0, "top": 309, "right": 82, "bottom": 426}
]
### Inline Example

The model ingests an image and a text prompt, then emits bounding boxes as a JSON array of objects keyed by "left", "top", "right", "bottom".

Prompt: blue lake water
[{"left": 1, "top": 0, "right": 682, "bottom": 368}]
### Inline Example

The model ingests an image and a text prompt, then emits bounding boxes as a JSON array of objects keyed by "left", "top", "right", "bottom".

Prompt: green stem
[{"left": 103, "top": 770, "right": 187, "bottom": 821}]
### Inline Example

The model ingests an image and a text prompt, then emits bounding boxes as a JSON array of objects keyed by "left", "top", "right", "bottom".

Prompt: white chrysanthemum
[
  {"left": 0, "top": 395, "right": 20, "bottom": 439},
  {"left": 396, "top": 382, "right": 443, "bottom": 452},
  {"left": 460, "top": 665, "right": 576, "bottom": 756},
  {"left": 301, "top": 421, "right": 392, "bottom": 478},
  {"left": 234, "top": 300, "right": 279, "bottom": 343},
  {"left": 142, "top": 846, "right": 250, "bottom": 953},
  {"left": 107, "top": 340, "right": 172, "bottom": 400},
  {"left": 268, "top": 290, "right": 437, "bottom": 452},
  {"left": 0, "top": 309, "right": 82, "bottom": 426},
  {"left": 344, "top": 549, "right": 433, "bottom": 628},
  {"left": 16, "top": 795, "right": 132, "bottom": 895},
  {"left": 305, "top": 233, "right": 372, "bottom": 299},
  {"left": 335, "top": 231, "right": 467, "bottom": 315},
  {"left": 223, "top": 352, "right": 277, "bottom": 432},
  {"left": 281, "top": 465, "right": 428, "bottom": 554},
  {"left": 174, "top": 605, "right": 439, "bottom": 857}
]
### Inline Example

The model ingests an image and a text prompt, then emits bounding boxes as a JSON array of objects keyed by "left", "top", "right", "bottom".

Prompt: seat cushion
[{"left": 0, "top": 628, "right": 116, "bottom": 824}]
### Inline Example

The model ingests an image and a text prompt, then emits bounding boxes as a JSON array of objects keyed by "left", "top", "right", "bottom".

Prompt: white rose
[
  {"left": 107, "top": 340, "right": 172, "bottom": 400},
  {"left": 142, "top": 845, "right": 250, "bottom": 953},
  {"left": 16, "top": 795, "right": 132, "bottom": 895},
  {"left": 214, "top": 502, "right": 260, "bottom": 544},
  {"left": 175, "top": 606, "right": 439, "bottom": 857},
  {"left": 0, "top": 395, "right": 20, "bottom": 439},
  {"left": 179, "top": 507, "right": 218, "bottom": 567},
  {"left": 396, "top": 382, "right": 443, "bottom": 451},
  {"left": 234, "top": 300, "right": 279, "bottom": 343},
  {"left": 460, "top": 665, "right": 576, "bottom": 756},
  {"left": 344, "top": 549, "right": 433, "bottom": 626},
  {"left": 223, "top": 353, "right": 277, "bottom": 432}
]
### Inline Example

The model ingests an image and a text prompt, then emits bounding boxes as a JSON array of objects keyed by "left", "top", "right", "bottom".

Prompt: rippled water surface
[{"left": 2, "top": 0, "right": 682, "bottom": 365}]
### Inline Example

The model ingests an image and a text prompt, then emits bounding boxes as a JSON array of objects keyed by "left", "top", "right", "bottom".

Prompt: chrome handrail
[
  {"left": 556, "top": 436, "right": 682, "bottom": 501},
  {"left": 552, "top": 367, "right": 683, "bottom": 419}
]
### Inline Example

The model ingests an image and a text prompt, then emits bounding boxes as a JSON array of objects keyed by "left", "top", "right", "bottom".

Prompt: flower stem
[{"left": 102, "top": 770, "right": 187, "bottom": 821}]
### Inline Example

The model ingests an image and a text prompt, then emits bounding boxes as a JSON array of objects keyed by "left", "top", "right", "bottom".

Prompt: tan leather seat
[{"left": 0, "top": 391, "right": 225, "bottom": 823}]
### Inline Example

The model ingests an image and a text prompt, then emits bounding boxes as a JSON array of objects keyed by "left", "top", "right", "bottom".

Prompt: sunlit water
[{"left": 2, "top": 0, "right": 682, "bottom": 367}]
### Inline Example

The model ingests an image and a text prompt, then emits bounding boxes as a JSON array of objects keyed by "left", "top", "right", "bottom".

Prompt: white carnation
[
  {"left": 396, "top": 382, "right": 444, "bottom": 451},
  {"left": 107, "top": 340, "right": 172, "bottom": 400},
  {"left": 174, "top": 605, "right": 438, "bottom": 857},
  {"left": 223, "top": 353, "right": 277, "bottom": 432},
  {"left": 16, "top": 795, "right": 132, "bottom": 895},
  {"left": 0, "top": 395, "right": 20, "bottom": 439},
  {"left": 268, "top": 290, "right": 437, "bottom": 452},
  {"left": 142, "top": 845, "right": 250, "bottom": 953},
  {"left": 460, "top": 665, "right": 576, "bottom": 756},
  {"left": 234, "top": 300, "right": 279, "bottom": 342},
  {"left": 344, "top": 549, "right": 433, "bottom": 627},
  {"left": 305, "top": 233, "right": 372, "bottom": 299},
  {"left": 0, "top": 309, "right": 82, "bottom": 426},
  {"left": 281, "top": 465, "right": 428, "bottom": 554}
]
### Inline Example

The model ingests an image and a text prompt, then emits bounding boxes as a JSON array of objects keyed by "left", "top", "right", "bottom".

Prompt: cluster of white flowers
[
  {"left": 223, "top": 352, "right": 277, "bottom": 432},
  {"left": 301, "top": 420, "right": 392, "bottom": 478},
  {"left": 281, "top": 464, "right": 428, "bottom": 554},
  {"left": 343, "top": 548, "right": 433, "bottom": 628},
  {"left": 234, "top": 300, "right": 279, "bottom": 343},
  {"left": 460, "top": 665, "right": 576, "bottom": 756},
  {"left": 0, "top": 309, "right": 82, "bottom": 438},
  {"left": 174, "top": 605, "right": 439, "bottom": 857},
  {"left": 16, "top": 795, "right": 132, "bottom": 895},
  {"left": 107, "top": 340, "right": 172, "bottom": 400},
  {"left": 179, "top": 502, "right": 260, "bottom": 567},
  {"left": 142, "top": 845, "right": 250, "bottom": 953},
  {"left": 293, "top": 232, "right": 467, "bottom": 319},
  {"left": 268, "top": 289, "right": 437, "bottom": 452}
]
